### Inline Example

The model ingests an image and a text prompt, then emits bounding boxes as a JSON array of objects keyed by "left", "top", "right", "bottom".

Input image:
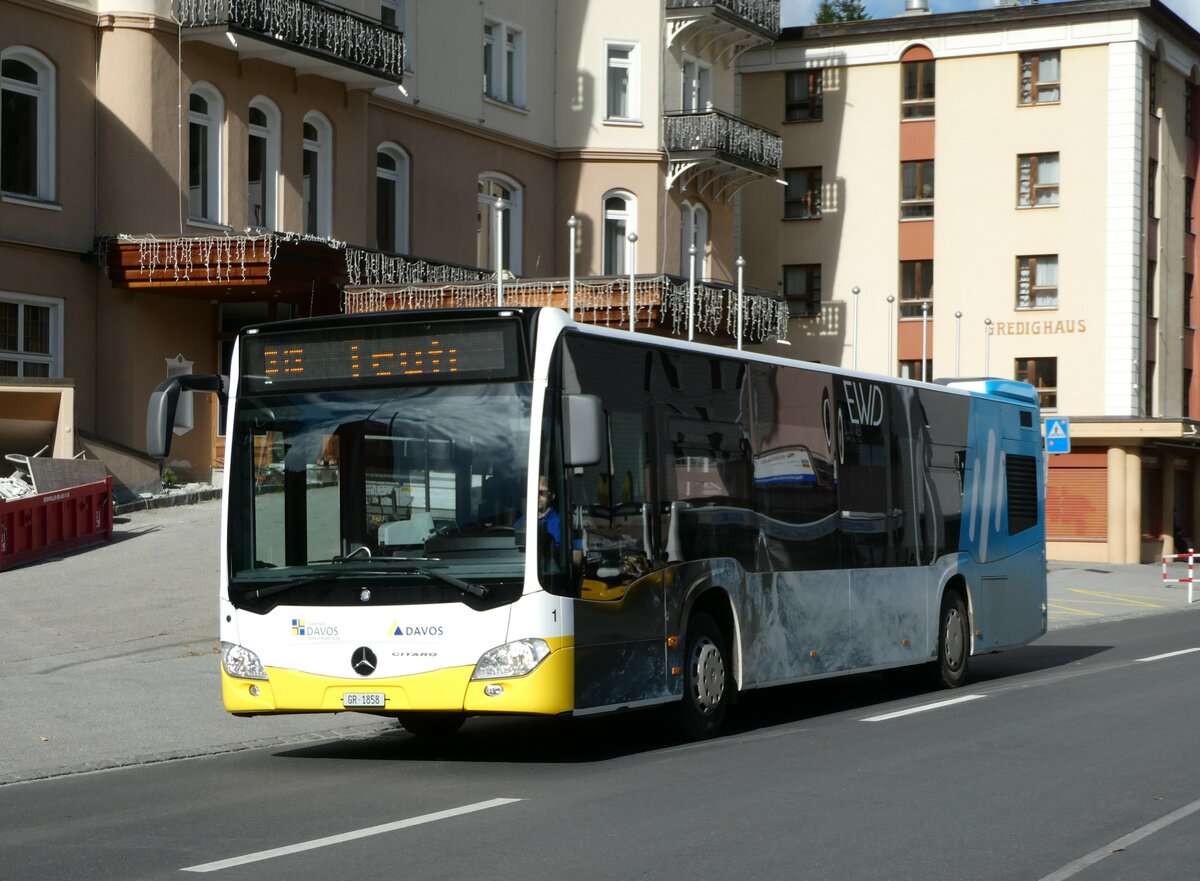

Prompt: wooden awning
[{"left": 104, "top": 234, "right": 348, "bottom": 302}]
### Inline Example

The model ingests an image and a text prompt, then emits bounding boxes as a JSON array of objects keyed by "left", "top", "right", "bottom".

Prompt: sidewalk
[
  {"left": 0, "top": 499, "right": 392, "bottom": 786},
  {"left": 1, "top": 498, "right": 1196, "bottom": 785},
  {"left": 1047, "top": 559, "right": 1200, "bottom": 630}
]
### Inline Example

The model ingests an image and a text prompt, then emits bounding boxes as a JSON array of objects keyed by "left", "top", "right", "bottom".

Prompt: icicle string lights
[
  {"left": 176, "top": 0, "right": 405, "bottom": 80},
  {"left": 343, "top": 276, "right": 790, "bottom": 344}
]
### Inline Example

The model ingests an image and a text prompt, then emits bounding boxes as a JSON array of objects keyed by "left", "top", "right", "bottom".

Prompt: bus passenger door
[{"left": 563, "top": 388, "right": 669, "bottom": 711}]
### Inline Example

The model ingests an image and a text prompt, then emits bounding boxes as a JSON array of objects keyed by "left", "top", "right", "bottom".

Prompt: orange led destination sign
[{"left": 244, "top": 322, "right": 516, "bottom": 387}]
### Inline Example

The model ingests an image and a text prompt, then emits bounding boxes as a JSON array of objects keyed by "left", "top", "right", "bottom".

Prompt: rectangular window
[
  {"left": 0, "top": 69, "right": 38, "bottom": 196},
  {"left": 901, "top": 60, "right": 935, "bottom": 119},
  {"left": 784, "top": 167, "right": 822, "bottom": 219},
  {"left": 1186, "top": 273, "right": 1194, "bottom": 328},
  {"left": 1149, "top": 58, "right": 1158, "bottom": 116},
  {"left": 1019, "top": 51, "right": 1060, "bottom": 104},
  {"left": 484, "top": 20, "right": 524, "bottom": 106},
  {"left": 1186, "top": 177, "right": 1195, "bottom": 233},
  {"left": 607, "top": 42, "right": 639, "bottom": 120},
  {"left": 898, "top": 359, "right": 933, "bottom": 382},
  {"left": 1147, "top": 259, "right": 1157, "bottom": 318},
  {"left": 681, "top": 57, "right": 711, "bottom": 113},
  {"left": 1017, "top": 152, "right": 1059, "bottom": 207},
  {"left": 1015, "top": 357, "right": 1057, "bottom": 410},
  {"left": 1016, "top": 255, "right": 1059, "bottom": 310},
  {"left": 900, "top": 259, "right": 933, "bottom": 318},
  {"left": 785, "top": 69, "right": 823, "bottom": 122},
  {"left": 783, "top": 264, "right": 821, "bottom": 317},
  {"left": 0, "top": 294, "right": 60, "bottom": 377},
  {"left": 1149, "top": 159, "right": 1158, "bottom": 219},
  {"left": 901, "top": 160, "right": 934, "bottom": 218}
]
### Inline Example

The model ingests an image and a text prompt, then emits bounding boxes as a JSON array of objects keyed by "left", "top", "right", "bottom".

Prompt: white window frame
[
  {"left": 0, "top": 291, "right": 63, "bottom": 378},
  {"left": 681, "top": 55, "right": 711, "bottom": 113},
  {"left": 602, "top": 189, "right": 638, "bottom": 276},
  {"left": 1, "top": 46, "right": 56, "bottom": 203},
  {"left": 302, "top": 111, "right": 333, "bottom": 237},
  {"left": 187, "top": 82, "right": 224, "bottom": 225},
  {"left": 376, "top": 141, "right": 410, "bottom": 254},
  {"left": 680, "top": 201, "right": 708, "bottom": 280},
  {"left": 483, "top": 18, "right": 525, "bottom": 107},
  {"left": 380, "top": 0, "right": 413, "bottom": 71},
  {"left": 478, "top": 172, "right": 523, "bottom": 275},
  {"left": 605, "top": 40, "right": 641, "bottom": 122},
  {"left": 247, "top": 96, "right": 280, "bottom": 231}
]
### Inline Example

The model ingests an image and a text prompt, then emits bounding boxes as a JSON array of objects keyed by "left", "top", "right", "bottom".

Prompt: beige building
[
  {"left": 739, "top": 0, "right": 1200, "bottom": 563},
  {"left": 1, "top": 0, "right": 785, "bottom": 495}
]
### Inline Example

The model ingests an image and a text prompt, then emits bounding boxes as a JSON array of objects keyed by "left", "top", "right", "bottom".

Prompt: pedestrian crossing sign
[{"left": 1044, "top": 417, "right": 1070, "bottom": 454}]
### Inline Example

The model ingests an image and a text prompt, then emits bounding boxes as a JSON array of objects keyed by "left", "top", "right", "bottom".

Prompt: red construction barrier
[{"left": 0, "top": 476, "right": 113, "bottom": 571}]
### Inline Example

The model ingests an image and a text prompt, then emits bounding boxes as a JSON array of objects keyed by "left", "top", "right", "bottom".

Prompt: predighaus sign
[{"left": 989, "top": 318, "right": 1087, "bottom": 336}]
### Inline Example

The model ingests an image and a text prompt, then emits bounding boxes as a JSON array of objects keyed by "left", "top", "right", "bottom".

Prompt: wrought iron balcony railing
[
  {"left": 176, "top": 0, "right": 405, "bottom": 84},
  {"left": 665, "top": 0, "right": 781, "bottom": 39},
  {"left": 665, "top": 109, "right": 782, "bottom": 176}
]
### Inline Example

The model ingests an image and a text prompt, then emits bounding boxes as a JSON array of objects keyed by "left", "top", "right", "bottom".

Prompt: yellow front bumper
[{"left": 223, "top": 642, "right": 575, "bottom": 717}]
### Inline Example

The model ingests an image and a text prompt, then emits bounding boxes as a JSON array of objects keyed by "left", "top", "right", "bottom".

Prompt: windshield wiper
[
  {"left": 397, "top": 565, "right": 489, "bottom": 598},
  {"left": 241, "top": 563, "right": 489, "bottom": 600}
]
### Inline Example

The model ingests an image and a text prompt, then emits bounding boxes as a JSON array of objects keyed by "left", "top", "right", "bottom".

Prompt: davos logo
[
  {"left": 842, "top": 380, "right": 885, "bottom": 427},
  {"left": 389, "top": 622, "right": 445, "bottom": 637},
  {"left": 292, "top": 618, "right": 339, "bottom": 640}
]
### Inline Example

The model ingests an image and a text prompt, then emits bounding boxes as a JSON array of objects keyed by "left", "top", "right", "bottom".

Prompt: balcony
[
  {"left": 665, "top": 0, "right": 781, "bottom": 61},
  {"left": 664, "top": 110, "right": 782, "bottom": 199},
  {"left": 176, "top": 0, "right": 405, "bottom": 89}
]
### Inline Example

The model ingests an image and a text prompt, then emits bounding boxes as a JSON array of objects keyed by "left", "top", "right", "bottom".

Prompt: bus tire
[
  {"left": 935, "top": 591, "right": 970, "bottom": 689},
  {"left": 397, "top": 712, "right": 466, "bottom": 737},
  {"left": 680, "top": 612, "right": 733, "bottom": 740}
]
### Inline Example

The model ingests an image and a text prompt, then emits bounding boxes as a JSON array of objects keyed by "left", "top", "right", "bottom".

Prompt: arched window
[
  {"left": 188, "top": 82, "right": 224, "bottom": 223},
  {"left": 477, "top": 173, "right": 523, "bottom": 274},
  {"left": 680, "top": 201, "right": 708, "bottom": 281},
  {"left": 602, "top": 190, "right": 637, "bottom": 276},
  {"left": 302, "top": 111, "right": 333, "bottom": 236},
  {"left": 376, "top": 142, "right": 410, "bottom": 253},
  {"left": 1, "top": 47, "right": 55, "bottom": 201},
  {"left": 247, "top": 97, "right": 280, "bottom": 230}
]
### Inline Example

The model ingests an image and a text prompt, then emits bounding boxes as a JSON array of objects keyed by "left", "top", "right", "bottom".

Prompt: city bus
[{"left": 147, "top": 307, "right": 1047, "bottom": 739}]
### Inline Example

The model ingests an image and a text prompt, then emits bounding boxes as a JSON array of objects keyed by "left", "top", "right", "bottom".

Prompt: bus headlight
[
  {"left": 471, "top": 638, "right": 551, "bottom": 679},
  {"left": 222, "top": 641, "right": 268, "bottom": 681}
]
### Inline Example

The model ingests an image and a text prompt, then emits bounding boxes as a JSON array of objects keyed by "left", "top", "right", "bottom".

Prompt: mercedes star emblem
[{"left": 351, "top": 646, "right": 377, "bottom": 676}]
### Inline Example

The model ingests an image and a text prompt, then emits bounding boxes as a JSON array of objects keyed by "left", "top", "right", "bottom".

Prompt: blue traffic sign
[{"left": 1045, "top": 417, "right": 1070, "bottom": 454}]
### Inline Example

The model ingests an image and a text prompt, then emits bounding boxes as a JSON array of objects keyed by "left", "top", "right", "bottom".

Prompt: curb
[{"left": 113, "top": 487, "right": 222, "bottom": 516}]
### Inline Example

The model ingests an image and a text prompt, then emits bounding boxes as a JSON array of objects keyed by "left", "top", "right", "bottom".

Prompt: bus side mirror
[
  {"left": 146, "top": 374, "right": 225, "bottom": 459},
  {"left": 562, "top": 394, "right": 603, "bottom": 467}
]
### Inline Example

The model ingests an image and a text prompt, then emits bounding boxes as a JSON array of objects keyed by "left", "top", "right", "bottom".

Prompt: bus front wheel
[
  {"left": 680, "top": 612, "right": 733, "bottom": 740},
  {"left": 397, "top": 712, "right": 466, "bottom": 737},
  {"left": 936, "top": 592, "right": 970, "bottom": 688}
]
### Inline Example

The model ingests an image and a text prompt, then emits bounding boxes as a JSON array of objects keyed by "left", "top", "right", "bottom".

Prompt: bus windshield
[{"left": 228, "top": 381, "right": 532, "bottom": 584}]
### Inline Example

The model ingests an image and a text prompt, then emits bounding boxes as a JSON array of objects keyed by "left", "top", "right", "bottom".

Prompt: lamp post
[
  {"left": 954, "top": 310, "right": 963, "bottom": 376},
  {"left": 566, "top": 215, "right": 578, "bottom": 320},
  {"left": 736, "top": 256, "right": 746, "bottom": 351},
  {"left": 627, "top": 232, "right": 638, "bottom": 333},
  {"left": 984, "top": 318, "right": 993, "bottom": 375},
  {"left": 920, "top": 300, "right": 929, "bottom": 382},
  {"left": 886, "top": 295, "right": 895, "bottom": 377},
  {"left": 852, "top": 286, "right": 861, "bottom": 370},
  {"left": 688, "top": 243, "right": 696, "bottom": 342},
  {"left": 494, "top": 195, "right": 504, "bottom": 306}
]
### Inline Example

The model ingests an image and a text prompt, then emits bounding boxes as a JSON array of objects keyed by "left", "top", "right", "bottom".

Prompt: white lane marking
[
  {"left": 1135, "top": 647, "right": 1200, "bottom": 663},
  {"left": 860, "top": 694, "right": 986, "bottom": 722},
  {"left": 180, "top": 797, "right": 522, "bottom": 873},
  {"left": 1036, "top": 796, "right": 1200, "bottom": 881}
]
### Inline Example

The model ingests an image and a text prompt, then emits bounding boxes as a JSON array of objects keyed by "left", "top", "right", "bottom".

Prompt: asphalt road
[{"left": 1, "top": 609, "right": 1198, "bottom": 881}]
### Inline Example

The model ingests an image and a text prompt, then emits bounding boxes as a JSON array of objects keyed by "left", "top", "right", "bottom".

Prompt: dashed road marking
[
  {"left": 1136, "top": 647, "right": 1200, "bottom": 663},
  {"left": 180, "top": 798, "right": 522, "bottom": 873},
  {"left": 860, "top": 694, "right": 986, "bottom": 722}
]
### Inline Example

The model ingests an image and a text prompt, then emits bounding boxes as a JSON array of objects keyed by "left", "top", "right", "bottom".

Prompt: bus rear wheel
[
  {"left": 680, "top": 612, "right": 733, "bottom": 740},
  {"left": 936, "top": 592, "right": 970, "bottom": 689},
  {"left": 397, "top": 712, "right": 466, "bottom": 737}
]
